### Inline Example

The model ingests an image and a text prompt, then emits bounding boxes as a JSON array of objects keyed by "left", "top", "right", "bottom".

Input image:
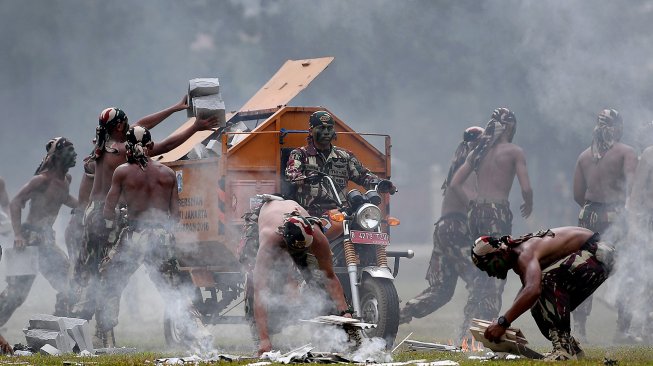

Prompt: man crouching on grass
[
  {"left": 472, "top": 226, "right": 614, "bottom": 361},
  {"left": 253, "top": 198, "right": 352, "bottom": 355}
]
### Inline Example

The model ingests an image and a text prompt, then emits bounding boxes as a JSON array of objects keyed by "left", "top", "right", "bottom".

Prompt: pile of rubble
[{"left": 22, "top": 314, "right": 93, "bottom": 355}]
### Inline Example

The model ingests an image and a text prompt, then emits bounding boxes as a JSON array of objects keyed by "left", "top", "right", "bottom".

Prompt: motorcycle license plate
[{"left": 350, "top": 230, "right": 390, "bottom": 245}]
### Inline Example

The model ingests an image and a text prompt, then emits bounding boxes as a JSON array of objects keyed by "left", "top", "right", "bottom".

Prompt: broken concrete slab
[
  {"left": 61, "top": 317, "right": 93, "bottom": 352},
  {"left": 28, "top": 313, "right": 66, "bottom": 332},
  {"left": 39, "top": 343, "right": 61, "bottom": 355},
  {"left": 25, "top": 328, "right": 68, "bottom": 352},
  {"left": 26, "top": 314, "right": 93, "bottom": 354}
]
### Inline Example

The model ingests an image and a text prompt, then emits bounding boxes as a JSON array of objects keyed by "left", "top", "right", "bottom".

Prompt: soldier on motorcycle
[{"left": 285, "top": 110, "right": 395, "bottom": 216}]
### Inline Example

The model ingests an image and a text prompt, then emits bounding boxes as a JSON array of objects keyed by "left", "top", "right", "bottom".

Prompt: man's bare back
[
  {"left": 105, "top": 160, "right": 177, "bottom": 222},
  {"left": 258, "top": 200, "right": 310, "bottom": 242},
  {"left": 514, "top": 226, "right": 594, "bottom": 273},
  {"left": 573, "top": 143, "right": 637, "bottom": 205},
  {"left": 476, "top": 142, "right": 521, "bottom": 200}
]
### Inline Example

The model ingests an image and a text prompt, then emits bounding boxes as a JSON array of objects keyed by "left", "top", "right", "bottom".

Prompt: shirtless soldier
[
  {"left": 450, "top": 107, "right": 533, "bottom": 329},
  {"left": 572, "top": 108, "right": 637, "bottom": 341},
  {"left": 400, "top": 126, "right": 492, "bottom": 339},
  {"left": 96, "top": 126, "right": 211, "bottom": 348},
  {"left": 71, "top": 98, "right": 217, "bottom": 345},
  {"left": 253, "top": 198, "right": 351, "bottom": 355},
  {"left": 0, "top": 137, "right": 78, "bottom": 326},
  {"left": 472, "top": 227, "right": 614, "bottom": 360}
]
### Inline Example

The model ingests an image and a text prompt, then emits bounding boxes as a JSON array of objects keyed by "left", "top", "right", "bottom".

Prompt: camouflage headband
[
  {"left": 591, "top": 109, "right": 622, "bottom": 160},
  {"left": 277, "top": 210, "right": 322, "bottom": 251},
  {"left": 125, "top": 126, "right": 152, "bottom": 170},
  {"left": 309, "top": 111, "right": 335, "bottom": 128},
  {"left": 441, "top": 126, "right": 484, "bottom": 192},
  {"left": 35, "top": 137, "right": 73, "bottom": 175}
]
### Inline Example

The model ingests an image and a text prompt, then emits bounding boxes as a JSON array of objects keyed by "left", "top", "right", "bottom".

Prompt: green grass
[{"left": 0, "top": 346, "right": 652, "bottom": 365}]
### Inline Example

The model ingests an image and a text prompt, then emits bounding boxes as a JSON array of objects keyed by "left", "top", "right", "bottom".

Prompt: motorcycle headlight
[{"left": 355, "top": 203, "right": 382, "bottom": 230}]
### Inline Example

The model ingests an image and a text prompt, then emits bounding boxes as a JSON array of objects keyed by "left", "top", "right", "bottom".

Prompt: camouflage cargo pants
[
  {"left": 575, "top": 201, "right": 626, "bottom": 335},
  {"left": 531, "top": 233, "right": 612, "bottom": 339},
  {"left": 467, "top": 199, "right": 512, "bottom": 324},
  {"left": 70, "top": 201, "right": 119, "bottom": 320},
  {"left": 95, "top": 223, "right": 209, "bottom": 345},
  {"left": 0, "top": 224, "right": 70, "bottom": 326},
  {"left": 400, "top": 212, "right": 499, "bottom": 338}
]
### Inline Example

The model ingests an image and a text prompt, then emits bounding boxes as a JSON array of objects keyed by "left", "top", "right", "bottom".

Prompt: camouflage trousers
[
  {"left": 467, "top": 199, "right": 512, "bottom": 323},
  {"left": 575, "top": 201, "right": 625, "bottom": 333},
  {"left": 95, "top": 222, "right": 205, "bottom": 342},
  {"left": 0, "top": 224, "right": 70, "bottom": 326},
  {"left": 531, "top": 233, "right": 613, "bottom": 339},
  {"left": 70, "top": 201, "right": 120, "bottom": 320},
  {"left": 96, "top": 223, "right": 176, "bottom": 331},
  {"left": 400, "top": 213, "right": 500, "bottom": 338}
]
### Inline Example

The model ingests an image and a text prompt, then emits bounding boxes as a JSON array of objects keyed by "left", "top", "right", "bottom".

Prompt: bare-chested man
[
  {"left": 0, "top": 138, "right": 78, "bottom": 326},
  {"left": 70, "top": 98, "right": 217, "bottom": 346},
  {"left": 572, "top": 108, "right": 637, "bottom": 341},
  {"left": 400, "top": 126, "right": 494, "bottom": 339},
  {"left": 472, "top": 227, "right": 614, "bottom": 360},
  {"left": 252, "top": 197, "right": 351, "bottom": 355},
  {"left": 449, "top": 107, "right": 533, "bottom": 331},
  {"left": 96, "top": 126, "right": 211, "bottom": 348}
]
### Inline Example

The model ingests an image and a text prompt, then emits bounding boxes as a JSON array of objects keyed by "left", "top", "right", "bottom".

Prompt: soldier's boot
[
  {"left": 570, "top": 336, "right": 585, "bottom": 359},
  {"left": 544, "top": 329, "right": 576, "bottom": 361},
  {"left": 93, "top": 328, "right": 115, "bottom": 348}
]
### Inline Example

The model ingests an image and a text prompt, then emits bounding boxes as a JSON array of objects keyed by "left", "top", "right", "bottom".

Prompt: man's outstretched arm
[
  {"left": 150, "top": 116, "right": 219, "bottom": 156},
  {"left": 484, "top": 253, "right": 541, "bottom": 342},
  {"left": 514, "top": 148, "right": 533, "bottom": 218},
  {"left": 311, "top": 230, "right": 350, "bottom": 316},
  {"left": 253, "top": 242, "right": 274, "bottom": 355},
  {"left": 134, "top": 95, "right": 189, "bottom": 130}
]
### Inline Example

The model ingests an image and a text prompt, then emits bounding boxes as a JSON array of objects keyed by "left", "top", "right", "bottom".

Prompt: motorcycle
[{"left": 312, "top": 172, "right": 413, "bottom": 347}]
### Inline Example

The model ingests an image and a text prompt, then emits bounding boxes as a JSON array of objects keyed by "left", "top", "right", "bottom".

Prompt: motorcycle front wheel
[{"left": 359, "top": 277, "right": 400, "bottom": 348}]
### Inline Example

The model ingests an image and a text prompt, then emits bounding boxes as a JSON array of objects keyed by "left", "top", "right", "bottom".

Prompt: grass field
[
  {"left": 0, "top": 243, "right": 650, "bottom": 364},
  {"left": 1, "top": 346, "right": 653, "bottom": 365}
]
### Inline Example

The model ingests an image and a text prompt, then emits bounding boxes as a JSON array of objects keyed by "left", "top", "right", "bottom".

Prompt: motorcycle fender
[{"left": 361, "top": 266, "right": 394, "bottom": 280}]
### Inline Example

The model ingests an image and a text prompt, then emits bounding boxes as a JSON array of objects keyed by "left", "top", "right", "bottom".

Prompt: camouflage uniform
[
  {"left": 96, "top": 220, "right": 208, "bottom": 342},
  {"left": 70, "top": 200, "right": 120, "bottom": 320},
  {"left": 400, "top": 212, "right": 499, "bottom": 338},
  {"left": 466, "top": 198, "right": 512, "bottom": 327},
  {"left": 531, "top": 232, "right": 613, "bottom": 344},
  {"left": 574, "top": 200, "right": 626, "bottom": 337},
  {"left": 285, "top": 141, "right": 379, "bottom": 215},
  {"left": 0, "top": 224, "right": 70, "bottom": 326}
]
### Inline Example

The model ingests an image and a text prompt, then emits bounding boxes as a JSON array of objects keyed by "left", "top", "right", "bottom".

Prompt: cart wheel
[{"left": 163, "top": 306, "right": 185, "bottom": 348}]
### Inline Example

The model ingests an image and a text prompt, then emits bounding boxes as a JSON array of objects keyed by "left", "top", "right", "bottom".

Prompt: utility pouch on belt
[{"left": 595, "top": 241, "right": 615, "bottom": 273}]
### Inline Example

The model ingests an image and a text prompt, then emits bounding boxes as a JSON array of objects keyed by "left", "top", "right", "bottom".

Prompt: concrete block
[
  {"left": 189, "top": 78, "right": 220, "bottom": 97},
  {"left": 188, "top": 78, "right": 220, "bottom": 118},
  {"left": 28, "top": 313, "right": 66, "bottom": 332},
  {"left": 61, "top": 317, "right": 93, "bottom": 353},
  {"left": 39, "top": 344, "right": 61, "bottom": 355},
  {"left": 25, "top": 329, "right": 66, "bottom": 351},
  {"left": 192, "top": 94, "right": 226, "bottom": 127}
]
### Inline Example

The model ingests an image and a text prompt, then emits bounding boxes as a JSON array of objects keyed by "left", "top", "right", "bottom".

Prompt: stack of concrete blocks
[
  {"left": 24, "top": 314, "right": 94, "bottom": 355},
  {"left": 187, "top": 78, "right": 226, "bottom": 128}
]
